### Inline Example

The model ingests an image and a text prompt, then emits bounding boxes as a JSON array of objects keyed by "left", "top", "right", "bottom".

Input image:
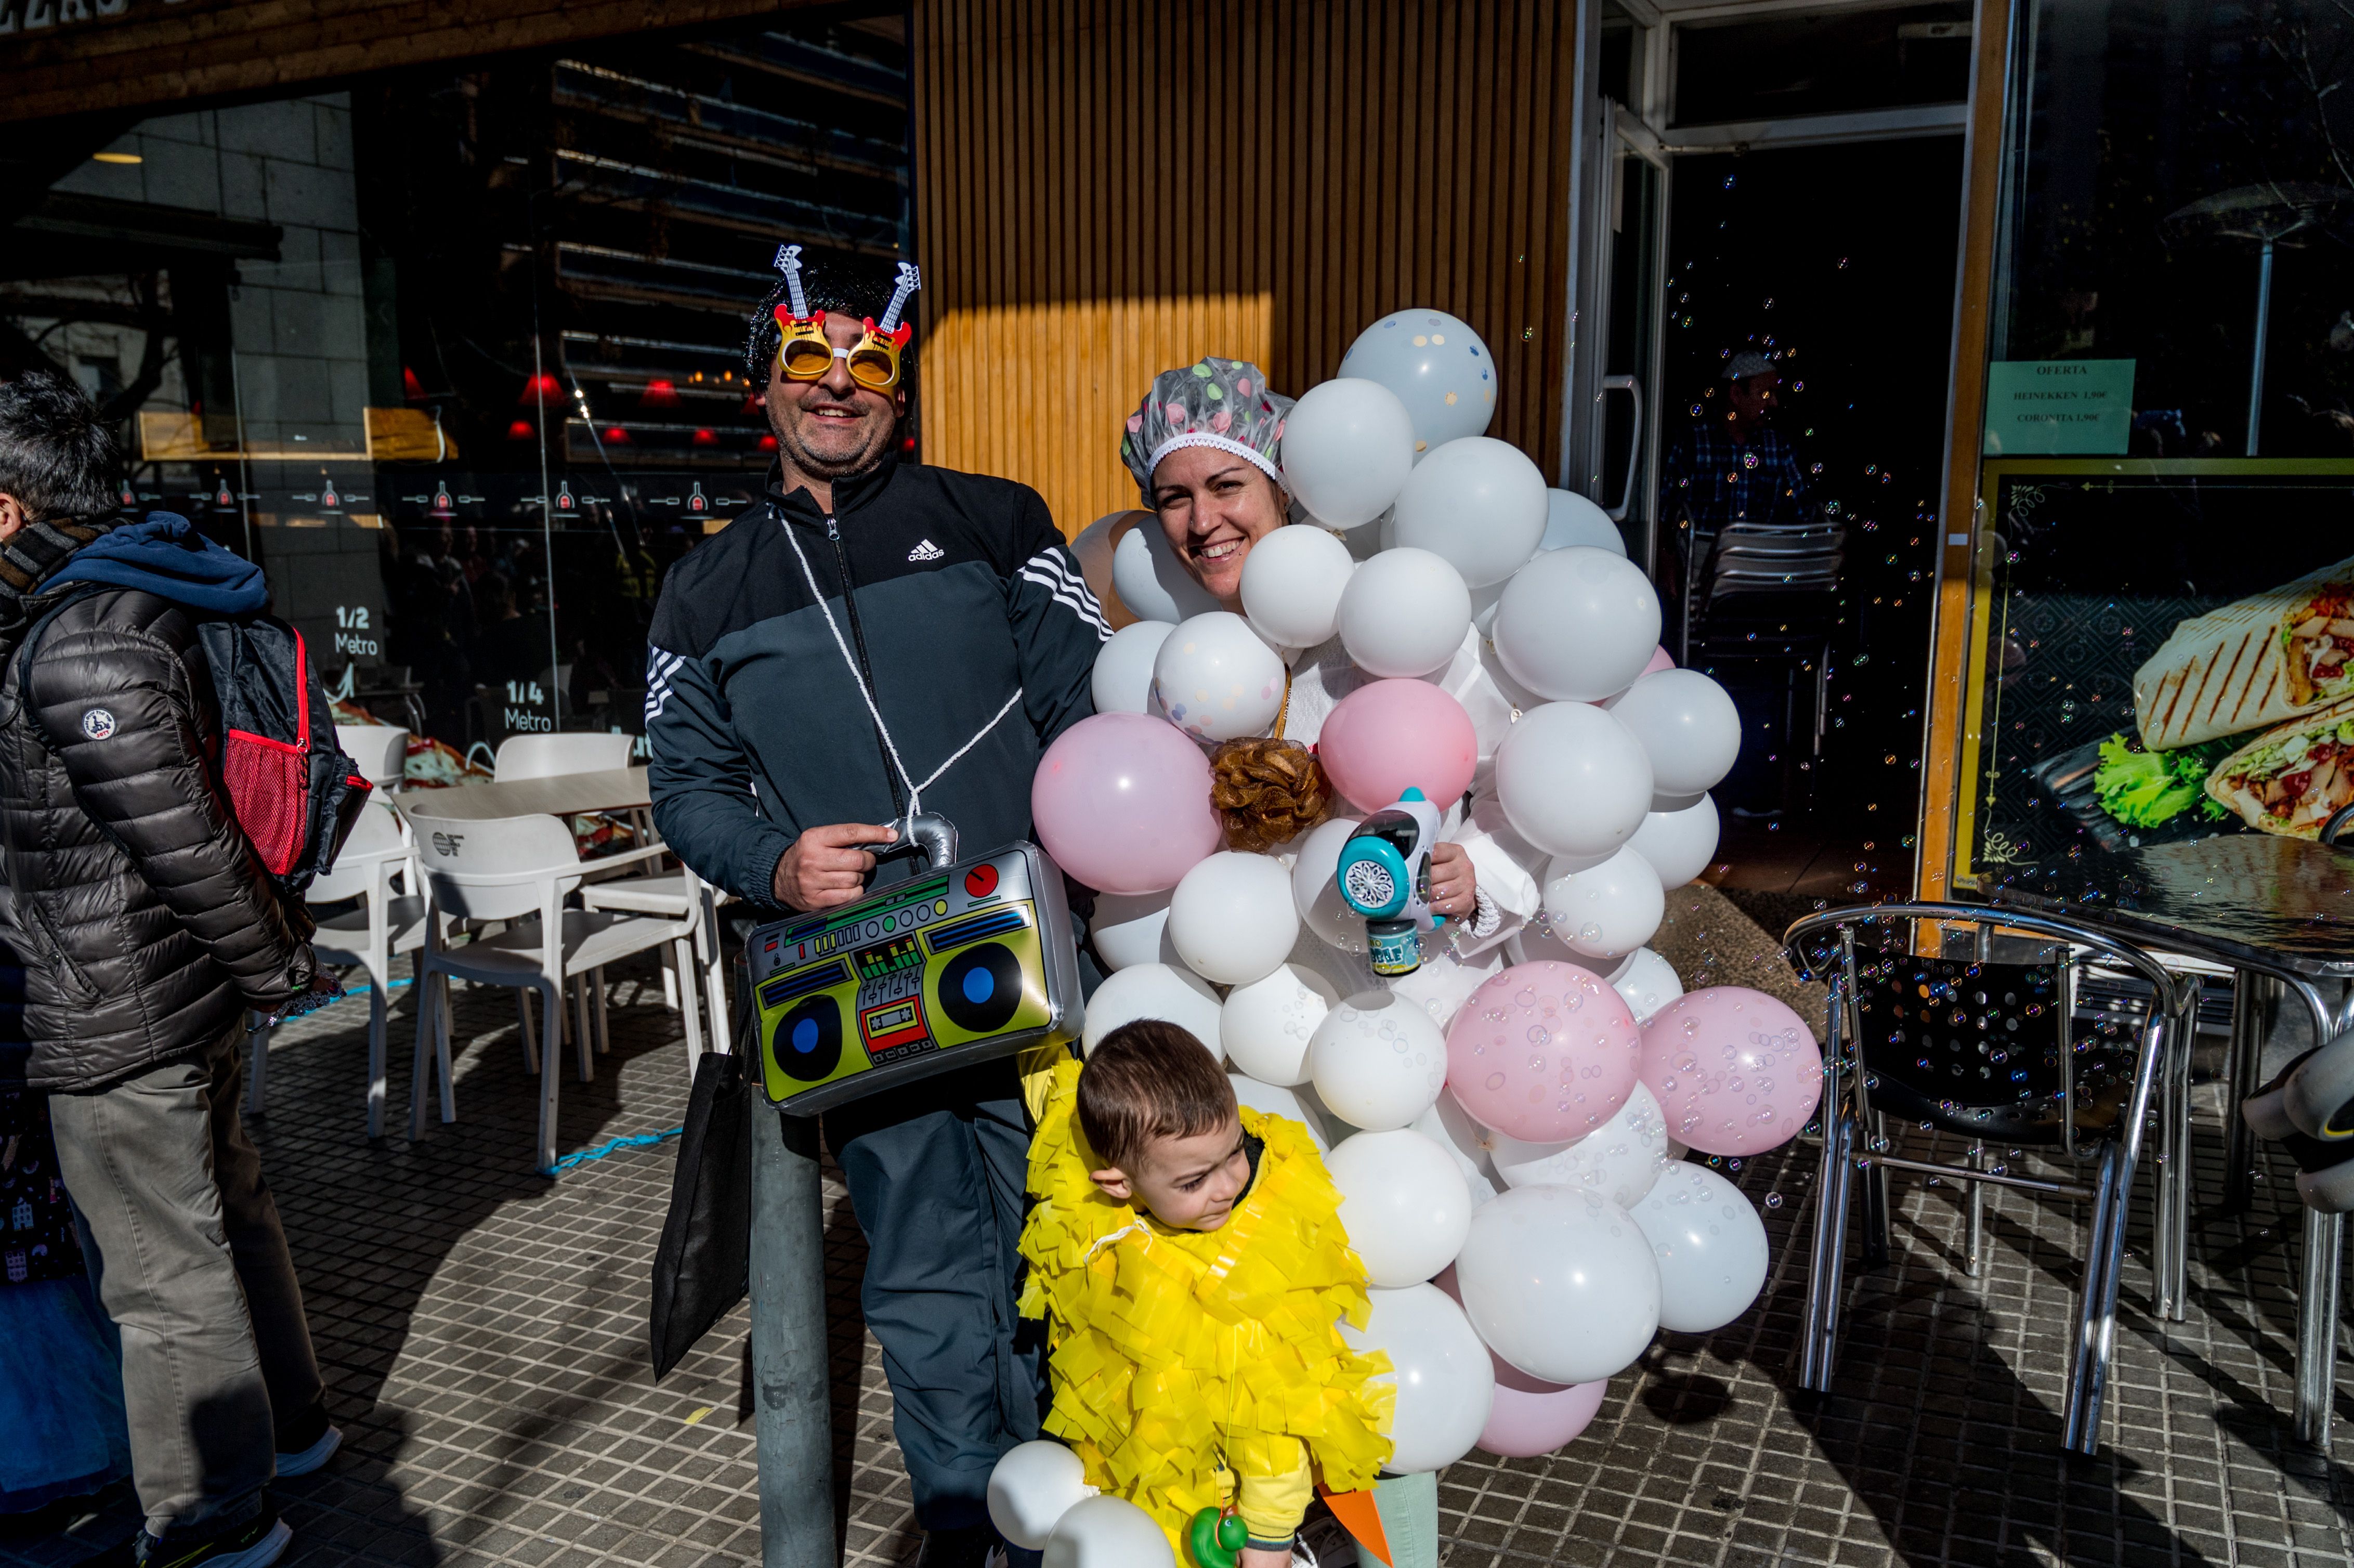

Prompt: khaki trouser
[{"left": 48, "top": 1022, "right": 323, "bottom": 1542}]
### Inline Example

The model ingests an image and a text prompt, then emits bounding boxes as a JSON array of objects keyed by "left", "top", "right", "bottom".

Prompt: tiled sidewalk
[{"left": 3, "top": 956, "right": 2350, "bottom": 1567}]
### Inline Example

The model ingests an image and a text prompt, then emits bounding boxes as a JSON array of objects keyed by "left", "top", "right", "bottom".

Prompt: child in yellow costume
[{"left": 1019, "top": 1019, "right": 1423, "bottom": 1566}]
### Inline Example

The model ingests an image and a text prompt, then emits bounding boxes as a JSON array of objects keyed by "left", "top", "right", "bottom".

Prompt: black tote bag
[{"left": 648, "top": 1000, "right": 755, "bottom": 1380}]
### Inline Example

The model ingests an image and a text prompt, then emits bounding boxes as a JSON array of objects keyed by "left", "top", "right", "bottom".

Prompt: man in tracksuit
[{"left": 644, "top": 257, "right": 1107, "bottom": 1566}]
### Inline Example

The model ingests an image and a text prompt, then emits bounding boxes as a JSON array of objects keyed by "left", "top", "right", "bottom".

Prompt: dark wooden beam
[{"left": 0, "top": 0, "right": 825, "bottom": 126}]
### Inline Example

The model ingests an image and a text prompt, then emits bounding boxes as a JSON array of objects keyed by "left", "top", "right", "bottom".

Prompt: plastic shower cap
[{"left": 1121, "top": 357, "right": 1294, "bottom": 500}]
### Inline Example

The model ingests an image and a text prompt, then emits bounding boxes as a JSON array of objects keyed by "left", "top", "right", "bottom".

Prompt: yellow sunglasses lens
[
  {"left": 779, "top": 337, "right": 834, "bottom": 379},
  {"left": 847, "top": 345, "right": 899, "bottom": 389}
]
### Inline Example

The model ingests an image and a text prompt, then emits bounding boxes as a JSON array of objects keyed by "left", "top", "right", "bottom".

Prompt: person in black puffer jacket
[{"left": 0, "top": 368, "right": 336, "bottom": 1568}]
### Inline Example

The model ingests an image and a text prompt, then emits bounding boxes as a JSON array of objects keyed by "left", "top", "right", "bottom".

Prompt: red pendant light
[
  {"left": 507, "top": 419, "right": 537, "bottom": 441},
  {"left": 601, "top": 426, "right": 631, "bottom": 445},
  {"left": 639, "top": 378, "right": 682, "bottom": 409},
  {"left": 519, "top": 372, "right": 562, "bottom": 406}
]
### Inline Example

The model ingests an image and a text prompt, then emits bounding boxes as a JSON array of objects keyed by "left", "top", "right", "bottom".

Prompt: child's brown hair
[{"left": 1075, "top": 1020, "right": 1237, "bottom": 1174}]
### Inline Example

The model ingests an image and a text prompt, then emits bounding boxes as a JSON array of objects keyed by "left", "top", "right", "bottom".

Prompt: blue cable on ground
[{"left": 542, "top": 1126, "right": 685, "bottom": 1177}]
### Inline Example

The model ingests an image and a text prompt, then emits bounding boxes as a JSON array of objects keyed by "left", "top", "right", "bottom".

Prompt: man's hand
[
  {"left": 1426, "top": 839, "right": 1478, "bottom": 918},
  {"left": 773, "top": 822, "right": 896, "bottom": 910}
]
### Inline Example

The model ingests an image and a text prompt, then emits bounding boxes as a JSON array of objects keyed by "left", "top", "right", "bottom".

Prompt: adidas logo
[{"left": 907, "top": 539, "right": 945, "bottom": 562}]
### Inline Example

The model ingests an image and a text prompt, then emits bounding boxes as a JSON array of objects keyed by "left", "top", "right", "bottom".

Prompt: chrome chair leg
[
  {"left": 2224, "top": 971, "right": 2272, "bottom": 1211},
  {"left": 1966, "top": 1143, "right": 1986, "bottom": 1278},
  {"left": 1861, "top": 1108, "right": 1892, "bottom": 1266},
  {"left": 2294, "top": 1207, "right": 2344, "bottom": 1454},
  {"left": 2159, "top": 987, "right": 2196, "bottom": 1322},
  {"left": 1800, "top": 1102, "right": 1856, "bottom": 1392},
  {"left": 2063, "top": 1141, "right": 2129, "bottom": 1455}
]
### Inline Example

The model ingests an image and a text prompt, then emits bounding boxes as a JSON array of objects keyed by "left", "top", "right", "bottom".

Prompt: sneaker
[
  {"left": 273, "top": 1424, "right": 341, "bottom": 1479},
  {"left": 1297, "top": 1515, "right": 1359, "bottom": 1567},
  {"left": 81, "top": 1506, "right": 292, "bottom": 1568}
]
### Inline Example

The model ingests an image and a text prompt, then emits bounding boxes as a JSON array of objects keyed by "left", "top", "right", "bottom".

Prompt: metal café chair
[{"left": 1784, "top": 901, "right": 2195, "bottom": 1455}]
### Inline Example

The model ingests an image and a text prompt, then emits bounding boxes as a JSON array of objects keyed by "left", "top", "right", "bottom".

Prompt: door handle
[{"left": 1601, "top": 375, "right": 1643, "bottom": 523}]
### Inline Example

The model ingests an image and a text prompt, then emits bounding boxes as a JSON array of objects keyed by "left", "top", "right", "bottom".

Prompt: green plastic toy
[{"left": 1186, "top": 1506, "right": 1249, "bottom": 1568}]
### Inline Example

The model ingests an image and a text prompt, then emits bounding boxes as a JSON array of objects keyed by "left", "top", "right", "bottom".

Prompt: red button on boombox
[{"left": 964, "top": 864, "right": 999, "bottom": 899}]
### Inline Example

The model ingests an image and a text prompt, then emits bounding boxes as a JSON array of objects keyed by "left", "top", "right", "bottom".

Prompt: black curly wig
[{"left": 742, "top": 250, "right": 920, "bottom": 387}]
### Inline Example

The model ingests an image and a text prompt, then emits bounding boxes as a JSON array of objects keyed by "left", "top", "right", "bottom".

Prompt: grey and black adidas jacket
[{"left": 645, "top": 454, "right": 1109, "bottom": 907}]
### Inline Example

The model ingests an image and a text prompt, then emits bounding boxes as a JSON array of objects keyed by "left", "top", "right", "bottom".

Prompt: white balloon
[
  {"left": 1336, "top": 1284, "right": 1496, "bottom": 1473},
  {"left": 1166, "top": 852, "right": 1298, "bottom": 986},
  {"left": 1607, "top": 670, "right": 1742, "bottom": 802},
  {"left": 1541, "top": 846, "right": 1666, "bottom": 960},
  {"left": 1080, "top": 964, "right": 1224, "bottom": 1055},
  {"left": 1153, "top": 612, "right": 1287, "bottom": 744},
  {"left": 1337, "top": 309, "right": 1498, "bottom": 455},
  {"left": 988, "top": 1441, "right": 1097, "bottom": 1550},
  {"left": 1410, "top": 1089, "right": 1504, "bottom": 1205},
  {"left": 1042, "top": 1494, "right": 1176, "bottom": 1568},
  {"left": 1494, "top": 702, "right": 1655, "bottom": 860},
  {"left": 1324, "top": 1129, "right": 1474, "bottom": 1286},
  {"left": 1611, "top": 947, "right": 1684, "bottom": 1025},
  {"left": 1220, "top": 962, "right": 1339, "bottom": 1086},
  {"left": 1308, "top": 990, "right": 1447, "bottom": 1132},
  {"left": 1390, "top": 437, "right": 1548, "bottom": 588},
  {"left": 1489, "top": 1081, "right": 1674, "bottom": 1207},
  {"left": 1090, "top": 888, "right": 1176, "bottom": 972},
  {"left": 1091, "top": 621, "right": 1174, "bottom": 717},
  {"left": 1626, "top": 794, "right": 1720, "bottom": 891},
  {"left": 1505, "top": 918, "right": 1634, "bottom": 979},
  {"left": 1493, "top": 547, "right": 1663, "bottom": 702},
  {"left": 1229, "top": 1073, "right": 1333, "bottom": 1153},
  {"left": 1291, "top": 816, "right": 1368, "bottom": 953},
  {"left": 1335, "top": 547, "right": 1472, "bottom": 678},
  {"left": 1454, "top": 1185, "right": 1662, "bottom": 1386},
  {"left": 1278, "top": 378, "right": 1416, "bottom": 528},
  {"left": 1111, "top": 522, "right": 1221, "bottom": 624},
  {"left": 1541, "top": 490, "right": 1627, "bottom": 556},
  {"left": 1238, "top": 524, "right": 1358, "bottom": 649},
  {"left": 1631, "top": 1162, "right": 1770, "bottom": 1335}
]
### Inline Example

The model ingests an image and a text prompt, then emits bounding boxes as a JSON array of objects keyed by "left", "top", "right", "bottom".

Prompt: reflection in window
[
  {"left": 1993, "top": 3, "right": 2354, "bottom": 458},
  {"left": 0, "top": 11, "right": 911, "bottom": 771}
]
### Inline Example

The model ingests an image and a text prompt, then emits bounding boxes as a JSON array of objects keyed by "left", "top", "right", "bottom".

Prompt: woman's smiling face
[{"left": 1150, "top": 446, "right": 1289, "bottom": 606}]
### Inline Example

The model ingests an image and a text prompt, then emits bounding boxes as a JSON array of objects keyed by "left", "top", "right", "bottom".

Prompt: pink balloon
[
  {"left": 1316, "top": 679, "right": 1477, "bottom": 814},
  {"left": 1443, "top": 961, "right": 1642, "bottom": 1143},
  {"left": 1480, "top": 1354, "right": 1608, "bottom": 1458},
  {"left": 1637, "top": 986, "right": 1823, "bottom": 1156},
  {"left": 1641, "top": 645, "right": 1676, "bottom": 677},
  {"left": 1030, "top": 713, "right": 1222, "bottom": 895}
]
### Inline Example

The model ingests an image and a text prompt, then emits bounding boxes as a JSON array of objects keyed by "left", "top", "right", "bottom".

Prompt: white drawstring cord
[{"left": 780, "top": 514, "right": 1022, "bottom": 817}]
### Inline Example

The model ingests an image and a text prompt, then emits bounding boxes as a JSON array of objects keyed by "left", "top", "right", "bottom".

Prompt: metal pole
[
  {"left": 2294, "top": 1206, "right": 2343, "bottom": 1454},
  {"left": 2247, "top": 236, "right": 2275, "bottom": 457},
  {"left": 750, "top": 1103, "right": 835, "bottom": 1566}
]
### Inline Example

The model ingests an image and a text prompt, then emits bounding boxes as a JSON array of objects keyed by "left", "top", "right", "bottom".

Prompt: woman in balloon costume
[{"left": 1005, "top": 316, "right": 1823, "bottom": 1566}]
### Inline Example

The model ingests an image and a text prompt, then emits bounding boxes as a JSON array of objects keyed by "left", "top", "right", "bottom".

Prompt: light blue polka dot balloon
[{"left": 1337, "top": 309, "right": 1497, "bottom": 457}]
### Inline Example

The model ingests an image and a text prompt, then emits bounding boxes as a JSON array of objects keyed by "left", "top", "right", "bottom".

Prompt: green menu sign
[{"left": 1982, "top": 359, "right": 2136, "bottom": 456}]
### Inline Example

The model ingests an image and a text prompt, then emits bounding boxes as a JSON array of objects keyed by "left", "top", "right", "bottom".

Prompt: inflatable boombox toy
[{"left": 748, "top": 814, "right": 1084, "bottom": 1114}]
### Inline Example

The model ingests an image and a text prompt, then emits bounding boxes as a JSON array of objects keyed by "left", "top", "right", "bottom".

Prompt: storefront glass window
[
  {"left": 1956, "top": 3, "right": 2354, "bottom": 890},
  {"left": 0, "top": 10, "right": 909, "bottom": 779}
]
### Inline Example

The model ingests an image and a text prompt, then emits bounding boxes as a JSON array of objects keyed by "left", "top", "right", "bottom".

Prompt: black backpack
[{"left": 19, "top": 591, "right": 373, "bottom": 900}]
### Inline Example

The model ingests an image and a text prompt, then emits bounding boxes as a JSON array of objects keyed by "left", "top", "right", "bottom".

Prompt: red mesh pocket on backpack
[{"left": 221, "top": 731, "right": 308, "bottom": 875}]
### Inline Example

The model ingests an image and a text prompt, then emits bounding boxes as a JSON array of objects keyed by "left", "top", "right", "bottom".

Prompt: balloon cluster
[{"left": 1002, "top": 312, "right": 1825, "bottom": 1560}]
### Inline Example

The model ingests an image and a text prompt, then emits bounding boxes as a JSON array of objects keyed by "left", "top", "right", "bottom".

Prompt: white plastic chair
[
  {"left": 335, "top": 723, "right": 409, "bottom": 793},
  {"left": 493, "top": 731, "right": 632, "bottom": 780},
  {"left": 404, "top": 812, "right": 701, "bottom": 1170},
  {"left": 245, "top": 797, "right": 427, "bottom": 1136},
  {"left": 581, "top": 867, "right": 736, "bottom": 1050}
]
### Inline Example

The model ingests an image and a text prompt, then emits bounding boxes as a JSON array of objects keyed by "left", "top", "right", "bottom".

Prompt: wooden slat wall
[{"left": 912, "top": 0, "right": 1580, "bottom": 537}]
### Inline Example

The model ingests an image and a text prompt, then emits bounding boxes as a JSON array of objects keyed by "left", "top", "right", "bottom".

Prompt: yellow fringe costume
[{"left": 1017, "top": 1058, "right": 1395, "bottom": 1554}]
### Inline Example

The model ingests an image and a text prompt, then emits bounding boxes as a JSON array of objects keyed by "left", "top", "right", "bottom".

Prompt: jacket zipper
[
  {"left": 24, "top": 899, "right": 100, "bottom": 1003},
  {"left": 825, "top": 514, "right": 907, "bottom": 818}
]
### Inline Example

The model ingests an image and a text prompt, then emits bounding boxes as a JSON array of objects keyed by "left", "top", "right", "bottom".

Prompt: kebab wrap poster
[{"left": 1959, "top": 465, "right": 2354, "bottom": 884}]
